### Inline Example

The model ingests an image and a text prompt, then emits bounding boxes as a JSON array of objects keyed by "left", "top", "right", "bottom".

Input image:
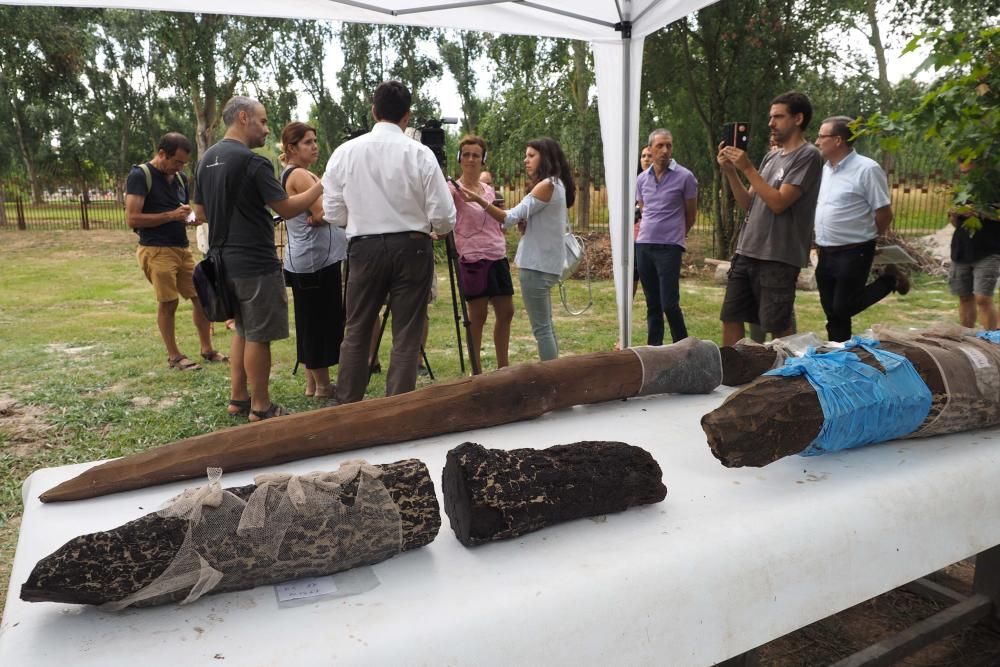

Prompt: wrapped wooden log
[
  {"left": 21, "top": 459, "right": 440, "bottom": 607},
  {"left": 442, "top": 441, "right": 667, "bottom": 546},
  {"left": 42, "top": 337, "right": 721, "bottom": 503},
  {"left": 720, "top": 340, "right": 781, "bottom": 386},
  {"left": 704, "top": 329, "right": 1000, "bottom": 467}
]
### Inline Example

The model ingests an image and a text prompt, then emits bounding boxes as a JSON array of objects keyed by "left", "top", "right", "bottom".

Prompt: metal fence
[{"left": 0, "top": 151, "right": 958, "bottom": 236}]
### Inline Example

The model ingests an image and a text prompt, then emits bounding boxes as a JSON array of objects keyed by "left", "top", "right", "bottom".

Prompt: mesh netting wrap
[
  {"left": 631, "top": 338, "right": 721, "bottom": 397},
  {"left": 102, "top": 460, "right": 402, "bottom": 610}
]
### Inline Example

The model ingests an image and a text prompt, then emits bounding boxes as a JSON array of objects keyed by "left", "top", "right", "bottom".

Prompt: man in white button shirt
[
  {"left": 814, "top": 115, "right": 905, "bottom": 342},
  {"left": 323, "top": 80, "right": 456, "bottom": 402}
]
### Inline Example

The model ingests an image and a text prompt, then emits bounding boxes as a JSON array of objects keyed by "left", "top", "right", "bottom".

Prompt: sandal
[
  {"left": 249, "top": 403, "right": 289, "bottom": 422},
  {"left": 168, "top": 355, "right": 202, "bottom": 371},
  {"left": 201, "top": 350, "right": 229, "bottom": 363},
  {"left": 227, "top": 398, "right": 251, "bottom": 417},
  {"left": 314, "top": 384, "right": 336, "bottom": 400}
]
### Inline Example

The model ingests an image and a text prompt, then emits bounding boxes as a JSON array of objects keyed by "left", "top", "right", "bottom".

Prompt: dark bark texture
[
  {"left": 21, "top": 459, "right": 439, "bottom": 606},
  {"left": 442, "top": 441, "right": 667, "bottom": 546}
]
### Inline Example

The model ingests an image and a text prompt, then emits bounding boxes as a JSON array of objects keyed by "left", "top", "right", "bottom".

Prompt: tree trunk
[
  {"left": 863, "top": 0, "right": 895, "bottom": 174},
  {"left": 704, "top": 333, "right": 1000, "bottom": 467},
  {"left": 41, "top": 339, "right": 722, "bottom": 503},
  {"left": 10, "top": 100, "right": 43, "bottom": 205},
  {"left": 22, "top": 459, "right": 440, "bottom": 607},
  {"left": 443, "top": 441, "right": 667, "bottom": 546},
  {"left": 571, "top": 40, "right": 592, "bottom": 229}
]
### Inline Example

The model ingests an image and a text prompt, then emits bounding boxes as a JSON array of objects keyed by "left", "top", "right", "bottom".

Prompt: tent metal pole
[{"left": 619, "top": 23, "right": 632, "bottom": 349}]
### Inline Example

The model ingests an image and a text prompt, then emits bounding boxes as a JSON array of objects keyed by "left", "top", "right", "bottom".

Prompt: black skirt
[{"left": 284, "top": 262, "right": 345, "bottom": 370}]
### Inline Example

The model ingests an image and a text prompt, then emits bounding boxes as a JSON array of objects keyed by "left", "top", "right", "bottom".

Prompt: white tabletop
[{"left": 2, "top": 387, "right": 999, "bottom": 667}]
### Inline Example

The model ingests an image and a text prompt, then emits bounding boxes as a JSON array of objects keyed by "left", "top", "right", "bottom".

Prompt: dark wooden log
[
  {"left": 442, "top": 441, "right": 667, "bottom": 546},
  {"left": 21, "top": 459, "right": 439, "bottom": 606},
  {"left": 720, "top": 341, "right": 779, "bottom": 386},
  {"left": 42, "top": 338, "right": 721, "bottom": 503},
  {"left": 704, "top": 333, "right": 1000, "bottom": 467}
]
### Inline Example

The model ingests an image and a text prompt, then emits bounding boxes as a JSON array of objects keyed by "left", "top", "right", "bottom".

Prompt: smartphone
[{"left": 722, "top": 122, "right": 750, "bottom": 150}]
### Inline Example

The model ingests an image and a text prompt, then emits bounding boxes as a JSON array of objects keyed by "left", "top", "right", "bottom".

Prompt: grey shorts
[
  {"left": 720, "top": 254, "right": 800, "bottom": 333},
  {"left": 949, "top": 255, "right": 1000, "bottom": 297},
  {"left": 229, "top": 270, "right": 289, "bottom": 343}
]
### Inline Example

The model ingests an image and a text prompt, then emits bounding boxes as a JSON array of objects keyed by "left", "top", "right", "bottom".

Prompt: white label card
[
  {"left": 275, "top": 576, "right": 339, "bottom": 602},
  {"left": 960, "top": 345, "right": 992, "bottom": 369}
]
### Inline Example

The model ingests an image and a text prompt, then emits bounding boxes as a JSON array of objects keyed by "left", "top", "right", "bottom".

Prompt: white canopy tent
[{"left": 9, "top": 0, "right": 720, "bottom": 346}]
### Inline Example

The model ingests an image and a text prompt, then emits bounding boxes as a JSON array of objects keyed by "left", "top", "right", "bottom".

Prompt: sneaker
[{"left": 881, "top": 264, "right": 910, "bottom": 295}]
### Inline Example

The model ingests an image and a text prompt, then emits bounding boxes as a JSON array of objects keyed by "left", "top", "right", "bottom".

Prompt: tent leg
[{"left": 619, "top": 33, "right": 632, "bottom": 350}]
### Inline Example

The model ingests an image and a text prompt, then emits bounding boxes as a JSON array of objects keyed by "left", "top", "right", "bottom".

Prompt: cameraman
[{"left": 322, "top": 80, "right": 455, "bottom": 403}]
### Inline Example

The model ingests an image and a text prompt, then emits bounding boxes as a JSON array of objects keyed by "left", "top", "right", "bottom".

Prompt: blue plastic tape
[
  {"left": 976, "top": 331, "right": 1000, "bottom": 344},
  {"left": 765, "top": 337, "right": 932, "bottom": 456}
]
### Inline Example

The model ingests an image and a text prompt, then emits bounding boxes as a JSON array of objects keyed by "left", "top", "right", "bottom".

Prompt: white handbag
[
  {"left": 558, "top": 231, "right": 592, "bottom": 315},
  {"left": 560, "top": 232, "right": 584, "bottom": 281}
]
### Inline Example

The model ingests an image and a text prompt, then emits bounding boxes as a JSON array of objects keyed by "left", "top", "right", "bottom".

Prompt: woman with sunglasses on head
[
  {"left": 458, "top": 137, "right": 576, "bottom": 361},
  {"left": 448, "top": 135, "right": 515, "bottom": 370},
  {"left": 279, "top": 121, "right": 346, "bottom": 401}
]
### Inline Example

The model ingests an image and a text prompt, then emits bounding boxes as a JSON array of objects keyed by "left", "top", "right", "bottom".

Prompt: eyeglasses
[
  {"left": 816, "top": 134, "right": 839, "bottom": 139},
  {"left": 460, "top": 152, "right": 483, "bottom": 160}
]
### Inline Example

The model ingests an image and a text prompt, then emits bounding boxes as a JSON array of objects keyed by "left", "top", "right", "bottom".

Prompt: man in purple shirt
[{"left": 635, "top": 129, "right": 698, "bottom": 344}]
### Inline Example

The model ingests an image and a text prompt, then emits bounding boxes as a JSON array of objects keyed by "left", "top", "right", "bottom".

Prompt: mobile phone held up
[{"left": 722, "top": 122, "right": 750, "bottom": 151}]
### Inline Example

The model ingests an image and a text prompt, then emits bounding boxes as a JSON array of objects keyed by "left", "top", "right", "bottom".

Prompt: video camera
[{"left": 408, "top": 117, "right": 459, "bottom": 170}]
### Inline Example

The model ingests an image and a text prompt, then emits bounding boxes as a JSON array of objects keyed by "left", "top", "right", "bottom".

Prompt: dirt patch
[
  {"left": 757, "top": 559, "right": 1000, "bottom": 665},
  {"left": 569, "top": 232, "right": 712, "bottom": 282},
  {"left": 0, "top": 396, "right": 54, "bottom": 458}
]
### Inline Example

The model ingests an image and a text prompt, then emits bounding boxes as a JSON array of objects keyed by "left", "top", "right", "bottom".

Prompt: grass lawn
[{"left": 0, "top": 228, "right": 958, "bottom": 612}]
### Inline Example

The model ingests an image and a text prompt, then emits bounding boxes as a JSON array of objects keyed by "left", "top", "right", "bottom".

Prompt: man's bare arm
[
  {"left": 268, "top": 180, "right": 323, "bottom": 220},
  {"left": 875, "top": 205, "right": 893, "bottom": 236}
]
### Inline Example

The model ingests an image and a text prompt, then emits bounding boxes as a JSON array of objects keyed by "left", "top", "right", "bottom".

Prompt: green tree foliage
[
  {"left": 146, "top": 12, "right": 284, "bottom": 158},
  {"left": 337, "top": 23, "right": 383, "bottom": 131},
  {"left": 437, "top": 29, "right": 488, "bottom": 134},
  {"left": 855, "top": 27, "right": 999, "bottom": 233},
  {"left": 642, "top": 0, "right": 832, "bottom": 256},
  {"left": 0, "top": 7, "right": 95, "bottom": 202},
  {"left": 282, "top": 20, "right": 347, "bottom": 169}
]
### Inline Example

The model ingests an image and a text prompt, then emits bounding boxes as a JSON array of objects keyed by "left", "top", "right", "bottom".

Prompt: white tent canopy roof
[
  {"left": 8, "top": 0, "right": 721, "bottom": 346},
  {"left": 9, "top": 0, "right": 705, "bottom": 40}
]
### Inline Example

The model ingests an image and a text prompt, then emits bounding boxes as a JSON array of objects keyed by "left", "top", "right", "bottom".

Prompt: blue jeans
[
  {"left": 519, "top": 268, "right": 560, "bottom": 361},
  {"left": 636, "top": 243, "right": 688, "bottom": 345}
]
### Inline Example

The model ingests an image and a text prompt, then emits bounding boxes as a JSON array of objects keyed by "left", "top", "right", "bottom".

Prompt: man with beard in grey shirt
[{"left": 717, "top": 91, "right": 824, "bottom": 346}]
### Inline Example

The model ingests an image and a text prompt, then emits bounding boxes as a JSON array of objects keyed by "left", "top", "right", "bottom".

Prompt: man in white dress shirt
[
  {"left": 813, "top": 115, "right": 904, "bottom": 342},
  {"left": 323, "top": 80, "right": 456, "bottom": 402}
]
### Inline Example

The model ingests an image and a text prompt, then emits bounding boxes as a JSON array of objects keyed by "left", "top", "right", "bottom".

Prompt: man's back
[
  {"left": 195, "top": 139, "right": 287, "bottom": 278},
  {"left": 322, "top": 123, "right": 454, "bottom": 238}
]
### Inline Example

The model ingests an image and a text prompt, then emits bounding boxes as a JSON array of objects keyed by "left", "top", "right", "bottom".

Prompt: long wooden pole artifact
[
  {"left": 705, "top": 329, "right": 1000, "bottom": 467},
  {"left": 41, "top": 338, "right": 722, "bottom": 503},
  {"left": 22, "top": 459, "right": 440, "bottom": 607},
  {"left": 442, "top": 441, "right": 667, "bottom": 546}
]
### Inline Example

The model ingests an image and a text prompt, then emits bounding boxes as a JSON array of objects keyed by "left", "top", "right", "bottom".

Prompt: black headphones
[{"left": 457, "top": 146, "right": 487, "bottom": 165}]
